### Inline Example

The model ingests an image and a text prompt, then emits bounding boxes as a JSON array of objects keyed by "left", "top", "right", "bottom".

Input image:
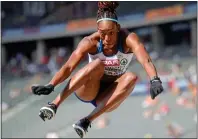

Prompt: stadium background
[{"left": 1, "top": 1, "right": 197, "bottom": 138}]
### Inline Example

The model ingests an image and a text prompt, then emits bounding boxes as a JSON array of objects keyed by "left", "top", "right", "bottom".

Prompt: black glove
[
  {"left": 150, "top": 76, "right": 163, "bottom": 99},
  {"left": 31, "top": 84, "right": 55, "bottom": 95}
]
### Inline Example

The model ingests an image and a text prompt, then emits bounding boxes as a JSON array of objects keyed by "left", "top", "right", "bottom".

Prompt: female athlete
[{"left": 32, "top": 2, "right": 163, "bottom": 138}]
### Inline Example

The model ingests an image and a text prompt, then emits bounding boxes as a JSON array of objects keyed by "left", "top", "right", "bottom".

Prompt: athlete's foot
[
  {"left": 39, "top": 102, "right": 57, "bottom": 121},
  {"left": 73, "top": 118, "right": 91, "bottom": 138}
]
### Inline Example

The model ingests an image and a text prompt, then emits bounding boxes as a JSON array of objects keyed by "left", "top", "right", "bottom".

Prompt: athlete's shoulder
[
  {"left": 126, "top": 32, "right": 140, "bottom": 43},
  {"left": 78, "top": 32, "right": 99, "bottom": 47},
  {"left": 85, "top": 32, "right": 100, "bottom": 46},
  {"left": 128, "top": 32, "right": 139, "bottom": 39},
  {"left": 121, "top": 31, "right": 140, "bottom": 53},
  {"left": 77, "top": 32, "right": 99, "bottom": 54}
]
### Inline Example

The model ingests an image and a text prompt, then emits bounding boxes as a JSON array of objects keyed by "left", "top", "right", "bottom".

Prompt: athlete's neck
[{"left": 103, "top": 45, "right": 118, "bottom": 56}]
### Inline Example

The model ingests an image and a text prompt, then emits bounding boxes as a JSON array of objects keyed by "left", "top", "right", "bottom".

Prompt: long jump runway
[{"left": 2, "top": 91, "right": 196, "bottom": 138}]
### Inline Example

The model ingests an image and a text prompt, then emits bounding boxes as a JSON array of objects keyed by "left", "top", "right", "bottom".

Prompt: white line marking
[{"left": 2, "top": 95, "right": 44, "bottom": 123}]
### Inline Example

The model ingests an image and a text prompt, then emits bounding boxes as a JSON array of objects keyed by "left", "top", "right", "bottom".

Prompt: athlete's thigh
[
  {"left": 75, "top": 76, "right": 101, "bottom": 101},
  {"left": 74, "top": 59, "right": 104, "bottom": 101}
]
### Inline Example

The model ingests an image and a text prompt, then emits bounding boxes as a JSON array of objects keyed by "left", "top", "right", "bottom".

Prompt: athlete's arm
[
  {"left": 49, "top": 37, "right": 95, "bottom": 86},
  {"left": 126, "top": 33, "right": 158, "bottom": 79}
]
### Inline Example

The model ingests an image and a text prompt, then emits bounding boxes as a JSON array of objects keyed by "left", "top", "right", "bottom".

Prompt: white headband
[{"left": 97, "top": 18, "right": 118, "bottom": 23}]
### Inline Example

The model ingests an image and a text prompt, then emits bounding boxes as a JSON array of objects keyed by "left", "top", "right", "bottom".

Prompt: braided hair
[{"left": 97, "top": 1, "right": 119, "bottom": 23}]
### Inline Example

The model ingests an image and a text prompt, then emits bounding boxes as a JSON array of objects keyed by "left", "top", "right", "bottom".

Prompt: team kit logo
[
  {"left": 120, "top": 58, "right": 128, "bottom": 65},
  {"left": 102, "top": 59, "right": 120, "bottom": 66},
  {"left": 102, "top": 58, "right": 128, "bottom": 76}
]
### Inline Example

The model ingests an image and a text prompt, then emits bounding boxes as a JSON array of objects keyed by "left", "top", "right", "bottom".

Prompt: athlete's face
[{"left": 97, "top": 20, "right": 120, "bottom": 49}]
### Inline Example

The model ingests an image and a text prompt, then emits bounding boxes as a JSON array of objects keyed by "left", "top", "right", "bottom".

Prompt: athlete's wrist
[
  {"left": 48, "top": 81, "right": 56, "bottom": 87},
  {"left": 150, "top": 76, "right": 161, "bottom": 84}
]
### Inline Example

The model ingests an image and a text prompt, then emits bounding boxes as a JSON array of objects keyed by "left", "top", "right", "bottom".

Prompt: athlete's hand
[
  {"left": 31, "top": 84, "right": 55, "bottom": 95},
  {"left": 150, "top": 76, "right": 163, "bottom": 99}
]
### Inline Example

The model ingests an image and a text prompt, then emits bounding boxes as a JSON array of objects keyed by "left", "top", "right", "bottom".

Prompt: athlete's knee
[
  {"left": 87, "top": 58, "right": 104, "bottom": 75},
  {"left": 123, "top": 72, "right": 138, "bottom": 86},
  {"left": 92, "top": 58, "right": 105, "bottom": 70}
]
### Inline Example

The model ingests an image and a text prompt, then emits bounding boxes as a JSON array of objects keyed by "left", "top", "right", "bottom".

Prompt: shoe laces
[
  {"left": 81, "top": 118, "right": 91, "bottom": 132},
  {"left": 48, "top": 102, "right": 57, "bottom": 112}
]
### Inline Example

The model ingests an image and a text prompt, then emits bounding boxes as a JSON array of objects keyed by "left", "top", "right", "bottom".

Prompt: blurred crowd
[{"left": 2, "top": 47, "right": 71, "bottom": 78}]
